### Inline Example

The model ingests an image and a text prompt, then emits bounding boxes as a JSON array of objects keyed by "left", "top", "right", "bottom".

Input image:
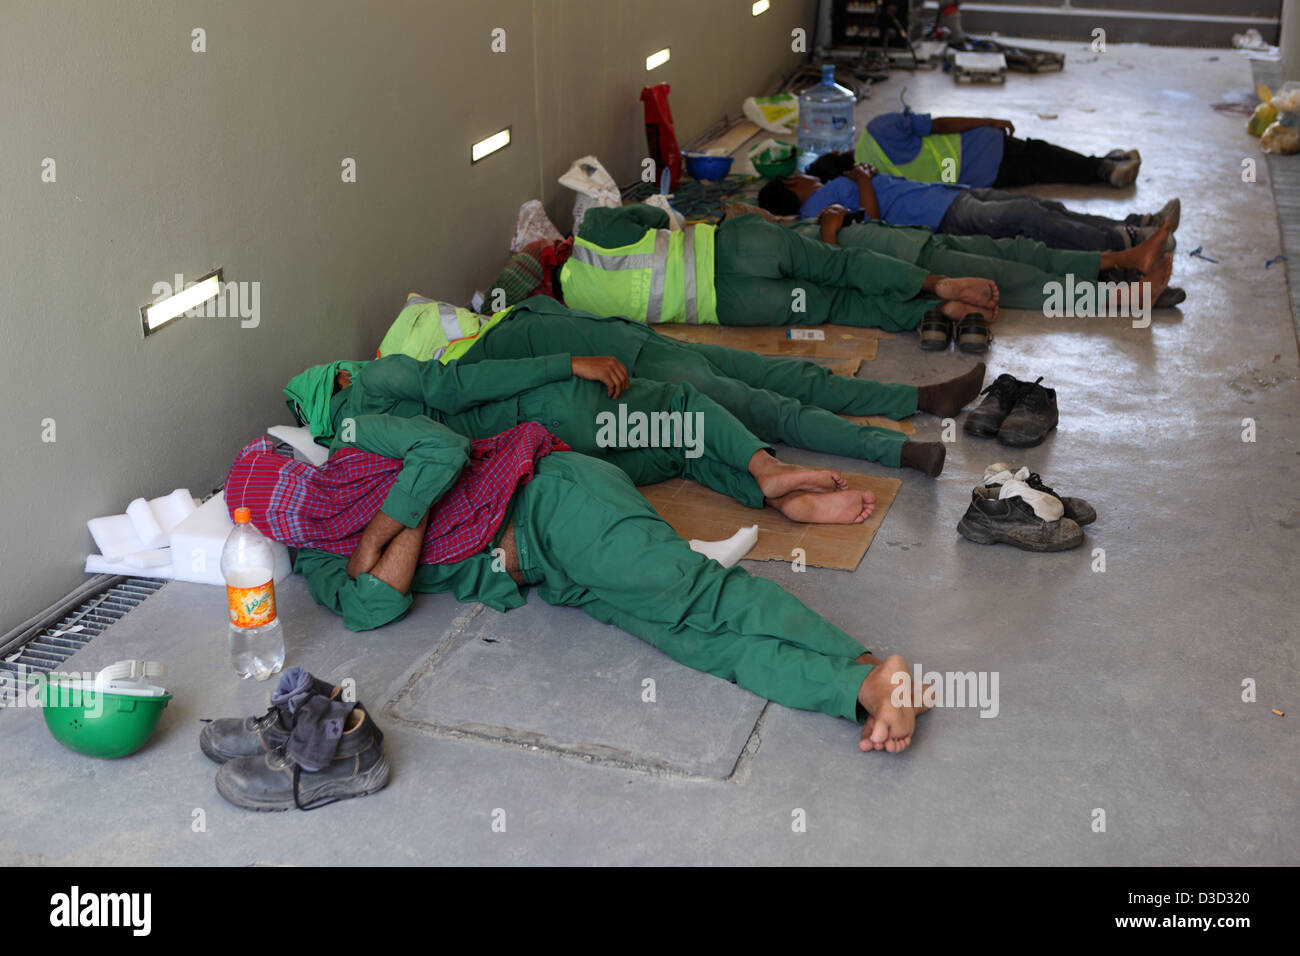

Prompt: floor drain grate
[{"left": 0, "top": 577, "right": 166, "bottom": 704}]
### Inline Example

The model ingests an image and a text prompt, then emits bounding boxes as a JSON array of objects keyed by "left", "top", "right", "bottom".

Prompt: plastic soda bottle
[{"left": 221, "top": 507, "right": 285, "bottom": 681}]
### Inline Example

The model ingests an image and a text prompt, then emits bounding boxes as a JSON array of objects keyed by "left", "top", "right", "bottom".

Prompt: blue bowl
[{"left": 684, "top": 153, "right": 734, "bottom": 182}]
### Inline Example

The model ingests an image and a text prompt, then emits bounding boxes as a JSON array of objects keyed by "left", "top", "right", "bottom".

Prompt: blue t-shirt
[
  {"left": 798, "top": 177, "right": 861, "bottom": 219},
  {"left": 865, "top": 110, "right": 1004, "bottom": 188},
  {"left": 869, "top": 173, "right": 965, "bottom": 232}
]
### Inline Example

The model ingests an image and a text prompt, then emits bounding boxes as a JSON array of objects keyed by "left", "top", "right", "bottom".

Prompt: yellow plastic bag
[{"left": 1248, "top": 85, "right": 1277, "bottom": 137}]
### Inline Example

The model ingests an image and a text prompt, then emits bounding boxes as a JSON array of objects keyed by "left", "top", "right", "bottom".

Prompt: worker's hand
[
  {"left": 846, "top": 163, "right": 873, "bottom": 185},
  {"left": 991, "top": 118, "right": 1015, "bottom": 135},
  {"left": 818, "top": 203, "right": 849, "bottom": 225},
  {"left": 571, "top": 355, "right": 630, "bottom": 399}
]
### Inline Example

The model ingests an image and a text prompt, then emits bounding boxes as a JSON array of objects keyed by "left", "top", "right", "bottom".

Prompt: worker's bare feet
[
  {"left": 771, "top": 489, "right": 875, "bottom": 524},
  {"left": 934, "top": 277, "right": 999, "bottom": 311},
  {"left": 749, "top": 452, "right": 846, "bottom": 498},
  {"left": 1109, "top": 252, "right": 1173, "bottom": 311},
  {"left": 856, "top": 654, "right": 930, "bottom": 754},
  {"left": 1128, "top": 220, "right": 1170, "bottom": 274},
  {"left": 938, "top": 298, "right": 997, "bottom": 324}
]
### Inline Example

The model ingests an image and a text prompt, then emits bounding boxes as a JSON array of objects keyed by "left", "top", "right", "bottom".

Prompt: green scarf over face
[{"left": 283, "top": 361, "right": 366, "bottom": 440}]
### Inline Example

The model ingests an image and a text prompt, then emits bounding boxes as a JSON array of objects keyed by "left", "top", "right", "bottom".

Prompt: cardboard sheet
[
  {"left": 640, "top": 470, "right": 902, "bottom": 572},
  {"left": 652, "top": 324, "right": 890, "bottom": 362}
]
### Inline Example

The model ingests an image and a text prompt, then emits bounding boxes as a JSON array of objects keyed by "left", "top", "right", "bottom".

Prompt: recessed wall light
[
  {"left": 646, "top": 48, "right": 671, "bottom": 71},
  {"left": 752, "top": 0, "right": 770, "bottom": 15},
  {"left": 471, "top": 127, "right": 512, "bottom": 164},
  {"left": 140, "top": 269, "right": 222, "bottom": 337}
]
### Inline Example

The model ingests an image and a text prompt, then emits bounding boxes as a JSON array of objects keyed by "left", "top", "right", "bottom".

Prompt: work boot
[
  {"left": 997, "top": 377, "right": 1058, "bottom": 447},
  {"left": 1099, "top": 157, "right": 1140, "bottom": 188},
  {"left": 963, "top": 373, "right": 1023, "bottom": 437},
  {"left": 200, "top": 672, "right": 341, "bottom": 764},
  {"left": 215, "top": 707, "right": 390, "bottom": 811},
  {"left": 983, "top": 463, "right": 1096, "bottom": 526},
  {"left": 957, "top": 486, "right": 1084, "bottom": 552}
]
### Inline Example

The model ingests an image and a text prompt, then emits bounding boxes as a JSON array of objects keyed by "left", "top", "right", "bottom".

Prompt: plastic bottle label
[{"left": 227, "top": 581, "right": 277, "bottom": 628}]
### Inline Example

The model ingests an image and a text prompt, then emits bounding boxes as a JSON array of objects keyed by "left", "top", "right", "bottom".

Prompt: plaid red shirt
[{"left": 224, "top": 423, "right": 567, "bottom": 565}]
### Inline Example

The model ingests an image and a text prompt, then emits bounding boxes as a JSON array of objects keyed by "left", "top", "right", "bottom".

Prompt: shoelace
[
  {"left": 267, "top": 745, "right": 339, "bottom": 812},
  {"left": 1017, "top": 377, "right": 1052, "bottom": 412},
  {"left": 1023, "top": 472, "right": 1060, "bottom": 499},
  {"left": 979, "top": 375, "right": 1022, "bottom": 410}
]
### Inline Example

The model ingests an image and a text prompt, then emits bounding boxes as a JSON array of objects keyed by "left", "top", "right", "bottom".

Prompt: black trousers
[{"left": 993, "top": 136, "right": 1102, "bottom": 188}]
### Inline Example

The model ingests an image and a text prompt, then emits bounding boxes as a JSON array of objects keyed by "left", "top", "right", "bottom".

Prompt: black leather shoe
[
  {"left": 983, "top": 466, "right": 1096, "bottom": 526},
  {"left": 957, "top": 487, "right": 1084, "bottom": 552},
  {"left": 215, "top": 707, "right": 390, "bottom": 811},
  {"left": 200, "top": 674, "right": 340, "bottom": 764},
  {"left": 963, "top": 373, "right": 1022, "bottom": 437},
  {"left": 998, "top": 377, "right": 1058, "bottom": 447}
]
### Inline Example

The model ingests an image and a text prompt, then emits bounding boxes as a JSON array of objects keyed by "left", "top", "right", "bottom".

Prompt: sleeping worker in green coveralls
[
  {"left": 558, "top": 202, "right": 1001, "bottom": 330},
  {"left": 243, "top": 415, "right": 932, "bottom": 753},
  {"left": 367, "top": 293, "right": 989, "bottom": 478}
]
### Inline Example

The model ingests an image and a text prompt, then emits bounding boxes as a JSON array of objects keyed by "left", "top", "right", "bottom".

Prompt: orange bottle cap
[{"left": 233, "top": 507, "right": 251, "bottom": 523}]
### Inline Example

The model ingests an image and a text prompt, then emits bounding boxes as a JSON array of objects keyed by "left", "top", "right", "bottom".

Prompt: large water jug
[{"left": 797, "top": 64, "right": 857, "bottom": 171}]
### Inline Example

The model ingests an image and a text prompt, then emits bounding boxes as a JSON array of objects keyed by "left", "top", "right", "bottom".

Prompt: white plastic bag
[
  {"left": 743, "top": 93, "right": 799, "bottom": 134},
  {"left": 510, "top": 199, "right": 563, "bottom": 253},
  {"left": 558, "top": 155, "right": 622, "bottom": 233}
]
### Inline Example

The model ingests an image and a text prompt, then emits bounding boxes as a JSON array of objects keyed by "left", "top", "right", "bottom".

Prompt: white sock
[{"left": 689, "top": 525, "right": 759, "bottom": 568}]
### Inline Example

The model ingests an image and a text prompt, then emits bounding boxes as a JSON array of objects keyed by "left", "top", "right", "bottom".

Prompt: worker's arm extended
[
  {"left": 339, "top": 414, "right": 473, "bottom": 528},
  {"left": 928, "top": 116, "right": 1014, "bottom": 136},
  {"left": 355, "top": 353, "right": 572, "bottom": 417}
]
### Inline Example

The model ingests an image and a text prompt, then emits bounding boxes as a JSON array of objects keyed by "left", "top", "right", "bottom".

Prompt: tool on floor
[{"left": 1188, "top": 245, "right": 1219, "bottom": 264}]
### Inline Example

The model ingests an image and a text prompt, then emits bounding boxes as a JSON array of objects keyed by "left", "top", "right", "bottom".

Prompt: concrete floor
[{"left": 2, "top": 42, "right": 1297, "bottom": 866}]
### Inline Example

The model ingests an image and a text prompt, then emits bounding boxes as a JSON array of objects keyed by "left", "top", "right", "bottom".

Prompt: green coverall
[
  {"left": 792, "top": 219, "right": 1102, "bottom": 311},
  {"left": 578, "top": 205, "right": 933, "bottom": 330},
  {"left": 328, "top": 353, "right": 773, "bottom": 510},
  {"left": 295, "top": 425, "right": 875, "bottom": 722},
  {"left": 462, "top": 297, "right": 915, "bottom": 468}
]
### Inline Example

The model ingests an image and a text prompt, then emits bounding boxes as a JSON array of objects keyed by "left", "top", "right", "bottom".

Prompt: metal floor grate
[{"left": 0, "top": 577, "right": 166, "bottom": 700}]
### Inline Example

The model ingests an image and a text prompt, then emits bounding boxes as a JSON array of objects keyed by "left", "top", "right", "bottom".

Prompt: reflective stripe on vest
[
  {"left": 570, "top": 231, "right": 672, "bottom": 322},
  {"left": 682, "top": 227, "right": 698, "bottom": 324}
]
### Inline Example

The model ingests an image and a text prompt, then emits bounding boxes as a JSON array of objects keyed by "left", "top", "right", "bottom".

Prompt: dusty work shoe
[
  {"left": 957, "top": 486, "right": 1084, "bottom": 552},
  {"left": 918, "top": 308, "right": 952, "bottom": 350},
  {"left": 955, "top": 313, "right": 991, "bottom": 354},
  {"left": 199, "top": 673, "right": 341, "bottom": 764},
  {"left": 215, "top": 707, "right": 390, "bottom": 811},
  {"left": 963, "top": 373, "right": 1023, "bottom": 437},
  {"left": 1100, "top": 157, "right": 1140, "bottom": 188},
  {"left": 997, "top": 377, "right": 1058, "bottom": 447},
  {"left": 982, "top": 463, "right": 1096, "bottom": 526}
]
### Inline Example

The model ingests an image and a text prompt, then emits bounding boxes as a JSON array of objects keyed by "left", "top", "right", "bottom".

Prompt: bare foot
[
  {"left": 939, "top": 299, "right": 997, "bottom": 324},
  {"left": 1109, "top": 219, "right": 1169, "bottom": 274},
  {"left": 771, "top": 489, "right": 875, "bottom": 524},
  {"left": 856, "top": 654, "right": 930, "bottom": 754},
  {"left": 749, "top": 452, "right": 846, "bottom": 498},
  {"left": 1108, "top": 252, "right": 1172, "bottom": 312},
  {"left": 934, "top": 277, "right": 999, "bottom": 311}
]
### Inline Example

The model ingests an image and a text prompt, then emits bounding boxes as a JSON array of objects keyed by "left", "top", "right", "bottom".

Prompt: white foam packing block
[
  {"left": 87, "top": 513, "right": 147, "bottom": 561},
  {"left": 127, "top": 497, "right": 166, "bottom": 549},
  {"left": 150, "top": 488, "right": 198, "bottom": 534},
  {"left": 86, "top": 553, "right": 175, "bottom": 580},
  {"left": 169, "top": 491, "right": 292, "bottom": 586}
]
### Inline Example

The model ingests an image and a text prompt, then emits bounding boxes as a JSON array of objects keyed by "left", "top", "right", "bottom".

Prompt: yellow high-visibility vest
[
  {"left": 376, "top": 294, "right": 510, "bottom": 364},
  {"left": 560, "top": 223, "right": 719, "bottom": 324}
]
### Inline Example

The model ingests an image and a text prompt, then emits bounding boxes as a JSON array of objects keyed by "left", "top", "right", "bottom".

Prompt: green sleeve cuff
[
  {"left": 380, "top": 485, "right": 430, "bottom": 528},
  {"left": 541, "top": 352, "right": 572, "bottom": 383}
]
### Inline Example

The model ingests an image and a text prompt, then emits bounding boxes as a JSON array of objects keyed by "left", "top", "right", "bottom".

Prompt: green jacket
[{"left": 328, "top": 352, "right": 573, "bottom": 454}]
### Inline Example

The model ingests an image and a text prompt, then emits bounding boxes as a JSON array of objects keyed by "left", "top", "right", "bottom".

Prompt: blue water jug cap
[{"left": 821, "top": 63, "right": 835, "bottom": 81}]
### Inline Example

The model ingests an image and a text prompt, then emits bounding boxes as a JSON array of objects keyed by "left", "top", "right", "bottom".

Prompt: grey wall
[{"left": 0, "top": 0, "right": 815, "bottom": 630}]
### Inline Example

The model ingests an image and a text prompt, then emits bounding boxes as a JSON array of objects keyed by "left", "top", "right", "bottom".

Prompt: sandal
[
  {"left": 919, "top": 308, "right": 952, "bottom": 351},
  {"left": 955, "top": 313, "right": 991, "bottom": 354}
]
